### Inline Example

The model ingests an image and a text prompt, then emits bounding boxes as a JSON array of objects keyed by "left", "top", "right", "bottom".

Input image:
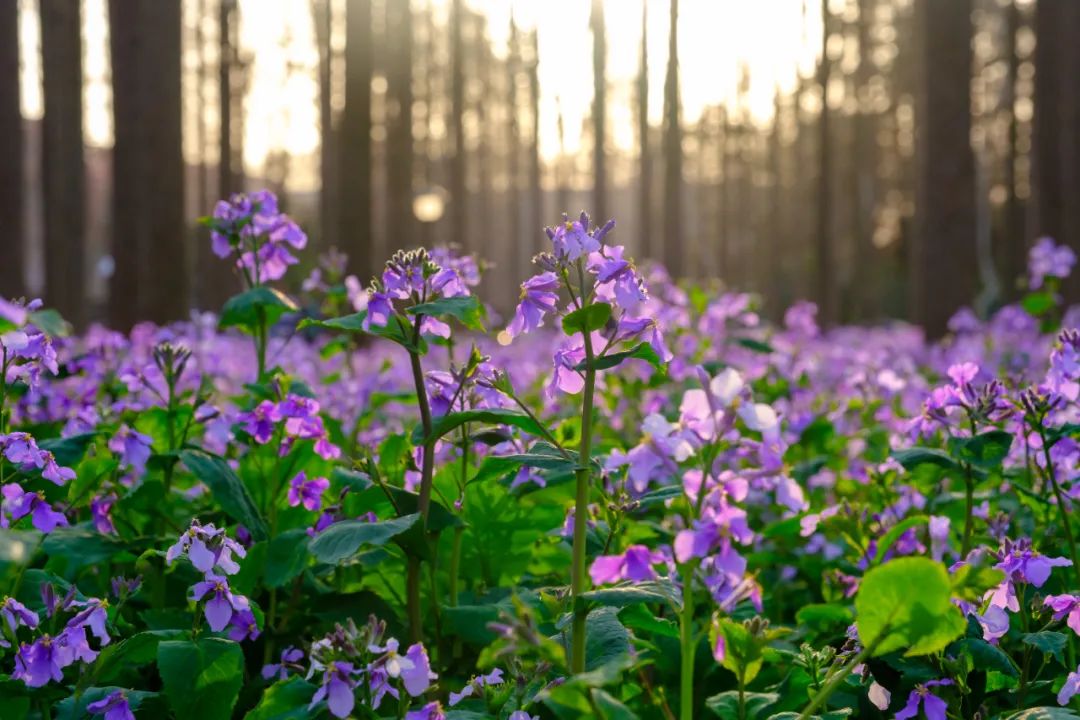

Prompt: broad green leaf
[
  {"left": 180, "top": 449, "right": 269, "bottom": 540},
  {"left": 1000, "top": 710, "right": 1080, "bottom": 720},
  {"left": 706, "top": 690, "right": 779, "bottom": 718},
  {"left": 300, "top": 310, "right": 424, "bottom": 353},
  {"left": 408, "top": 295, "right": 486, "bottom": 331},
  {"left": 308, "top": 513, "right": 420, "bottom": 564},
  {"left": 582, "top": 580, "right": 678, "bottom": 610},
  {"left": 1022, "top": 631, "right": 1068, "bottom": 663},
  {"left": 873, "top": 516, "right": 929, "bottom": 564},
  {"left": 87, "top": 630, "right": 186, "bottom": 686},
  {"left": 563, "top": 303, "right": 612, "bottom": 335},
  {"left": 578, "top": 341, "right": 664, "bottom": 371},
  {"left": 580, "top": 607, "right": 631, "bottom": 672},
  {"left": 28, "top": 308, "right": 71, "bottom": 337},
  {"left": 734, "top": 337, "right": 775, "bottom": 354},
  {"left": 591, "top": 689, "right": 640, "bottom": 720},
  {"left": 854, "top": 557, "right": 965, "bottom": 656},
  {"left": 891, "top": 447, "right": 959, "bottom": 472},
  {"left": 264, "top": 528, "right": 311, "bottom": 588},
  {"left": 471, "top": 443, "right": 578, "bottom": 486},
  {"left": 42, "top": 527, "right": 131, "bottom": 569},
  {"left": 157, "top": 638, "right": 245, "bottom": 720},
  {"left": 636, "top": 485, "right": 683, "bottom": 507},
  {"left": 219, "top": 286, "right": 297, "bottom": 331},
  {"left": 618, "top": 604, "right": 679, "bottom": 639},
  {"left": 413, "top": 408, "right": 545, "bottom": 446},
  {"left": 56, "top": 687, "right": 159, "bottom": 720},
  {"left": 245, "top": 678, "right": 317, "bottom": 720},
  {"left": 712, "top": 618, "right": 766, "bottom": 684},
  {"left": 950, "top": 563, "right": 1005, "bottom": 603},
  {"left": 952, "top": 637, "right": 1018, "bottom": 677},
  {"left": 947, "top": 430, "right": 1013, "bottom": 470},
  {"left": 39, "top": 432, "right": 98, "bottom": 467},
  {"left": 795, "top": 603, "right": 854, "bottom": 634}
]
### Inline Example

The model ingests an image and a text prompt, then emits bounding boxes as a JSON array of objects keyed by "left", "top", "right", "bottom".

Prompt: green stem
[
  {"left": 406, "top": 556, "right": 423, "bottom": 644},
  {"left": 797, "top": 636, "right": 881, "bottom": 720},
  {"left": 406, "top": 316, "right": 436, "bottom": 645},
  {"left": 449, "top": 526, "right": 464, "bottom": 607},
  {"left": 679, "top": 564, "right": 696, "bottom": 720},
  {"left": 1039, "top": 431, "right": 1080, "bottom": 585},
  {"left": 254, "top": 304, "right": 268, "bottom": 380},
  {"left": 961, "top": 462, "right": 974, "bottom": 556},
  {"left": 570, "top": 332, "right": 598, "bottom": 674}
]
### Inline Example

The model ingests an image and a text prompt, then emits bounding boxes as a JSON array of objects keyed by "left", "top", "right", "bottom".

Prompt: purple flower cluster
[
  {"left": 9, "top": 585, "right": 111, "bottom": 688},
  {"left": 363, "top": 247, "right": 473, "bottom": 338},
  {"left": 166, "top": 521, "right": 258, "bottom": 638},
  {"left": 237, "top": 394, "right": 340, "bottom": 460},
  {"left": 210, "top": 190, "right": 307, "bottom": 284}
]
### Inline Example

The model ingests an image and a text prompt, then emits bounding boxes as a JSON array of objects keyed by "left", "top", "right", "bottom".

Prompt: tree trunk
[
  {"left": 506, "top": 16, "right": 521, "bottom": 277},
  {"left": 0, "top": 0, "right": 23, "bottom": 298},
  {"left": 528, "top": 29, "right": 543, "bottom": 256},
  {"left": 591, "top": 0, "right": 607, "bottom": 224},
  {"left": 40, "top": 0, "right": 86, "bottom": 326},
  {"left": 314, "top": 0, "right": 336, "bottom": 251},
  {"left": 815, "top": 0, "right": 835, "bottom": 326},
  {"left": 449, "top": 0, "right": 466, "bottom": 250},
  {"left": 637, "top": 0, "right": 651, "bottom": 260},
  {"left": 911, "top": 0, "right": 976, "bottom": 337},
  {"left": 340, "top": 0, "right": 373, "bottom": 281},
  {"left": 662, "top": 0, "right": 683, "bottom": 277},
  {"left": 1033, "top": 0, "right": 1063, "bottom": 246},
  {"left": 385, "top": 0, "right": 414, "bottom": 253}
]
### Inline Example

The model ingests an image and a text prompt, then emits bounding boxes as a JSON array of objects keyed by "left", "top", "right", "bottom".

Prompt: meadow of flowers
[{"left": 1, "top": 191, "right": 1079, "bottom": 720}]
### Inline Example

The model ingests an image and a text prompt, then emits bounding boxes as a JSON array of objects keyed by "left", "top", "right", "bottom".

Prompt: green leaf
[
  {"left": 1022, "top": 291, "right": 1056, "bottom": 316},
  {"left": 219, "top": 286, "right": 297, "bottom": 331},
  {"left": 300, "top": 310, "right": 424, "bottom": 353},
  {"left": 245, "top": 678, "right": 317, "bottom": 720},
  {"left": 39, "top": 432, "right": 98, "bottom": 467},
  {"left": 408, "top": 295, "right": 486, "bottom": 331},
  {"left": 1022, "top": 631, "right": 1068, "bottom": 663},
  {"left": 563, "top": 303, "right": 612, "bottom": 335},
  {"left": 42, "top": 527, "right": 131, "bottom": 569},
  {"left": 854, "top": 557, "right": 965, "bottom": 656},
  {"left": 180, "top": 449, "right": 269, "bottom": 540},
  {"left": 591, "top": 688, "right": 640, "bottom": 720},
  {"left": 947, "top": 430, "right": 1013, "bottom": 470},
  {"left": 891, "top": 447, "right": 959, "bottom": 472},
  {"left": 712, "top": 618, "right": 766, "bottom": 685},
  {"left": 582, "top": 580, "right": 679, "bottom": 610},
  {"left": 28, "top": 308, "right": 71, "bottom": 337},
  {"left": 157, "top": 638, "right": 245, "bottom": 720},
  {"left": 1000, "top": 710, "right": 1080, "bottom": 720},
  {"left": 413, "top": 408, "right": 546, "bottom": 446},
  {"left": 582, "top": 607, "right": 632, "bottom": 672},
  {"left": 873, "top": 516, "right": 929, "bottom": 564},
  {"left": 795, "top": 603, "right": 854, "bottom": 635},
  {"left": 308, "top": 513, "right": 420, "bottom": 564},
  {"left": 264, "top": 528, "right": 311, "bottom": 588},
  {"left": 953, "top": 637, "right": 1018, "bottom": 677},
  {"left": 578, "top": 341, "right": 664, "bottom": 372},
  {"left": 706, "top": 690, "right": 779, "bottom": 718},
  {"left": 636, "top": 485, "right": 683, "bottom": 507},
  {"left": 88, "top": 630, "right": 186, "bottom": 686},
  {"left": 471, "top": 443, "right": 578, "bottom": 486},
  {"left": 618, "top": 604, "right": 679, "bottom": 639},
  {"left": 950, "top": 563, "right": 1005, "bottom": 603},
  {"left": 734, "top": 337, "right": 775, "bottom": 354}
]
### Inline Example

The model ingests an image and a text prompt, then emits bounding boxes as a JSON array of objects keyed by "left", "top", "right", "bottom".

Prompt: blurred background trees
[{"left": 1, "top": 0, "right": 1079, "bottom": 335}]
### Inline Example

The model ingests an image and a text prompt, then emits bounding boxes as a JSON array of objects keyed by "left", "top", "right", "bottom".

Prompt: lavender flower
[
  {"left": 895, "top": 679, "right": 953, "bottom": 720},
  {"left": 87, "top": 691, "right": 135, "bottom": 720},
  {"left": 287, "top": 472, "right": 330, "bottom": 511},
  {"left": 589, "top": 545, "right": 665, "bottom": 585},
  {"left": 190, "top": 575, "right": 250, "bottom": 632}
]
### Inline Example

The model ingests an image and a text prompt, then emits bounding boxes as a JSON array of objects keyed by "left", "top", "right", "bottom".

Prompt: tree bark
[
  {"left": 449, "top": 0, "right": 466, "bottom": 250},
  {"left": 340, "top": 0, "right": 373, "bottom": 281},
  {"left": 0, "top": 0, "right": 23, "bottom": 298},
  {"left": 40, "top": 0, "right": 86, "bottom": 326},
  {"left": 637, "top": 0, "right": 651, "bottom": 259},
  {"left": 385, "top": 0, "right": 414, "bottom": 253},
  {"left": 816, "top": 0, "right": 835, "bottom": 326},
  {"left": 911, "top": 0, "right": 976, "bottom": 338},
  {"left": 662, "top": 0, "right": 683, "bottom": 277},
  {"left": 591, "top": 0, "right": 607, "bottom": 224}
]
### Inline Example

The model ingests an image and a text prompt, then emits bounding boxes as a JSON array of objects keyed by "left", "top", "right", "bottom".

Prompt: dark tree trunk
[
  {"left": 108, "top": 0, "right": 187, "bottom": 328},
  {"left": 40, "top": 0, "right": 86, "bottom": 326},
  {"left": 816, "top": 0, "right": 835, "bottom": 326},
  {"left": 506, "top": 16, "right": 521, "bottom": 277},
  {"left": 637, "top": 0, "right": 651, "bottom": 259},
  {"left": 340, "top": 0, "right": 373, "bottom": 281},
  {"left": 911, "top": 0, "right": 976, "bottom": 337},
  {"left": 449, "top": 0, "right": 466, "bottom": 250},
  {"left": 314, "top": 0, "right": 336, "bottom": 251},
  {"left": 1033, "top": 0, "right": 1063, "bottom": 246},
  {"left": 662, "top": 0, "right": 683, "bottom": 277},
  {"left": 528, "top": 29, "right": 543, "bottom": 255},
  {"left": 385, "top": 0, "right": 414, "bottom": 253},
  {"left": 591, "top": 0, "right": 607, "bottom": 224},
  {"left": 0, "top": 0, "right": 23, "bottom": 298},
  {"left": 999, "top": 0, "right": 1025, "bottom": 298},
  {"left": 1058, "top": 1, "right": 1080, "bottom": 302}
]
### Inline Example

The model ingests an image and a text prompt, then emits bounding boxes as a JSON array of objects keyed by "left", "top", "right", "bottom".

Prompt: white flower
[
  {"left": 738, "top": 402, "right": 778, "bottom": 433},
  {"left": 710, "top": 368, "right": 744, "bottom": 406}
]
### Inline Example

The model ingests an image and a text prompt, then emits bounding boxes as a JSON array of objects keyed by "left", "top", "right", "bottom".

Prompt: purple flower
[
  {"left": 227, "top": 607, "right": 260, "bottom": 642},
  {"left": 895, "top": 679, "right": 953, "bottom": 720},
  {"left": 262, "top": 646, "right": 304, "bottom": 681},
  {"left": 310, "top": 661, "right": 359, "bottom": 719},
  {"left": 91, "top": 494, "right": 117, "bottom": 534},
  {"left": 87, "top": 691, "right": 135, "bottom": 720},
  {"left": 166, "top": 521, "right": 246, "bottom": 575},
  {"left": 1060, "top": 664, "right": 1080, "bottom": 706},
  {"left": 1029, "top": 236, "right": 1076, "bottom": 289},
  {"left": 13, "top": 634, "right": 65, "bottom": 687},
  {"left": 406, "top": 702, "right": 447, "bottom": 720},
  {"left": 69, "top": 599, "right": 111, "bottom": 646},
  {"left": 507, "top": 272, "right": 560, "bottom": 338},
  {"left": 929, "top": 516, "right": 950, "bottom": 562},
  {"left": 449, "top": 668, "right": 504, "bottom": 706},
  {"left": 2, "top": 485, "right": 67, "bottom": 533},
  {"left": 590, "top": 545, "right": 665, "bottom": 585},
  {"left": 0, "top": 597, "right": 39, "bottom": 638},
  {"left": 548, "top": 214, "right": 606, "bottom": 260},
  {"left": 1045, "top": 594, "right": 1080, "bottom": 636},
  {"left": 287, "top": 472, "right": 330, "bottom": 512},
  {"left": 108, "top": 425, "right": 154, "bottom": 475},
  {"left": 190, "top": 575, "right": 249, "bottom": 632},
  {"left": 239, "top": 400, "right": 282, "bottom": 444},
  {"left": 402, "top": 642, "right": 437, "bottom": 696},
  {"left": 508, "top": 713, "right": 540, "bottom": 720}
]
